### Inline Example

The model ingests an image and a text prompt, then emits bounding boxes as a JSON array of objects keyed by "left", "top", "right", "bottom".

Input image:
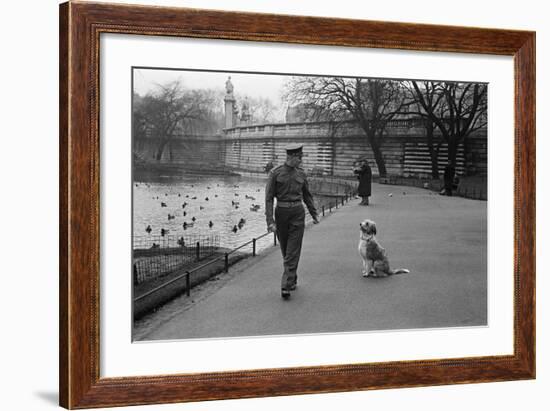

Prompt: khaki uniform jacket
[{"left": 265, "top": 164, "right": 318, "bottom": 226}]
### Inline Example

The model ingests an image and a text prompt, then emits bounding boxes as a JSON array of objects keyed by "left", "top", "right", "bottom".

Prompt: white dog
[{"left": 358, "top": 219, "right": 410, "bottom": 277}]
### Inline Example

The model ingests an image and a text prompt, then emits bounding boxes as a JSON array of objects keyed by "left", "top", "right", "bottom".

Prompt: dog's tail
[{"left": 390, "top": 268, "right": 410, "bottom": 275}]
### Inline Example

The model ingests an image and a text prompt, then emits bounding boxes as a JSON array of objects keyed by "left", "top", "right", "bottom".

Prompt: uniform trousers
[{"left": 275, "top": 205, "right": 305, "bottom": 290}]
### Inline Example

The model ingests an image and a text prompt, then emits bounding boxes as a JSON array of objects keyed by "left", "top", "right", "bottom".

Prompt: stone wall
[
  {"left": 133, "top": 119, "right": 487, "bottom": 178},
  {"left": 223, "top": 120, "right": 487, "bottom": 178}
]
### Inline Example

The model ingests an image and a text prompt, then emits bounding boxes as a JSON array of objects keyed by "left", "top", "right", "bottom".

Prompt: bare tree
[
  {"left": 410, "top": 80, "right": 487, "bottom": 181},
  {"left": 132, "top": 92, "right": 149, "bottom": 140},
  {"left": 401, "top": 81, "right": 447, "bottom": 178},
  {"left": 249, "top": 96, "right": 279, "bottom": 124},
  {"left": 285, "top": 77, "right": 409, "bottom": 177},
  {"left": 134, "top": 81, "right": 215, "bottom": 161}
]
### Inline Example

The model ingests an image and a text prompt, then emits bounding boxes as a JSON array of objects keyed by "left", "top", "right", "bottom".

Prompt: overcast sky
[{"left": 133, "top": 68, "right": 289, "bottom": 105}]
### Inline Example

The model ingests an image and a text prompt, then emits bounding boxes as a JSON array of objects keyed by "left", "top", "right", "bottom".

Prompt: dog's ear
[{"left": 371, "top": 223, "right": 377, "bottom": 235}]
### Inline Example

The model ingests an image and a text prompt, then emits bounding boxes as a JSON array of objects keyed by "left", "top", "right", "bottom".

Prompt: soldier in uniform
[{"left": 265, "top": 144, "right": 319, "bottom": 299}]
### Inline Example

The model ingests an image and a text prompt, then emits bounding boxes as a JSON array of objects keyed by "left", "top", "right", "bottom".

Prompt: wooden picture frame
[{"left": 59, "top": 1, "right": 535, "bottom": 408}]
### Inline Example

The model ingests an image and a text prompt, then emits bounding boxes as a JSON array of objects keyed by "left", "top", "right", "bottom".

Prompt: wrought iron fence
[
  {"left": 133, "top": 234, "right": 220, "bottom": 284},
  {"left": 134, "top": 192, "right": 355, "bottom": 305}
]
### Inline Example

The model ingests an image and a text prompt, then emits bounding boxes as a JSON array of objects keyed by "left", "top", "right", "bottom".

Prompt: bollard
[
  {"left": 322, "top": 205, "right": 325, "bottom": 217},
  {"left": 185, "top": 271, "right": 190, "bottom": 296},
  {"left": 224, "top": 253, "right": 229, "bottom": 273},
  {"left": 252, "top": 238, "right": 256, "bottom": 257},
  {"left": 196, "top": 241, "right": 201, "bottom": 261}
]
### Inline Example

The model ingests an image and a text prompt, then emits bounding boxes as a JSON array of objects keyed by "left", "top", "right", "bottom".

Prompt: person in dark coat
[
  {"left": 265, "top": 144, "right": 319, "bottom": 300},
  {"left": 354, "top": 160, "right": 372, "bottom": 205},
  {"left": 264, "top": 160, "right": 274, "bottom": 173}
]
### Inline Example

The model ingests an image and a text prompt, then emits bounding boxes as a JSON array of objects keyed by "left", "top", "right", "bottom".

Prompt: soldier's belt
[{"left": 276, "top": 201, "right": 303, "bottom": 208}]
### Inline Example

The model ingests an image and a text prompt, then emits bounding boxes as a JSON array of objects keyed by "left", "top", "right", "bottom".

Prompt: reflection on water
[{"left": 133, "top": 174, "right": 273, "bottom": 251}]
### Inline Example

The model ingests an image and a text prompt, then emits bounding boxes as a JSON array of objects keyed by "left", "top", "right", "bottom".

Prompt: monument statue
[
  {"left": 224, "top": 76, "right": 236, "bottom": 128},
  {"left": 225, "top": 76, "right": 234, "bottom": 96},
  {"left": 241, "top": 97, "right": 251, "bottom": 123}
]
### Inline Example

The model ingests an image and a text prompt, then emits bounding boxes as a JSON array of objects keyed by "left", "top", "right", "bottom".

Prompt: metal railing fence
[
  {"left": 133, "top": 234, "right": 220, "bottom": 284},
  {"left": 133, "top": 192, "right": 355, "bottom": 304}
]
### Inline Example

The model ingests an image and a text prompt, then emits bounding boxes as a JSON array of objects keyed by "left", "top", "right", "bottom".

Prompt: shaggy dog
[{"left": 358, "top": 219, "right": 410, "bottom": 277}]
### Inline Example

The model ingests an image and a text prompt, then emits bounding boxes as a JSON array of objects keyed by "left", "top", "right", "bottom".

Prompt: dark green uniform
[{"left": 265, "top": 164, "right": 318, "bottom": 292}]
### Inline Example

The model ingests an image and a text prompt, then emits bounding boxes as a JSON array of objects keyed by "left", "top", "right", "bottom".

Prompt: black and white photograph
[
  {"left": 131, "top": 68, "right": 488, "bottom": 342},
  {"left": 3, "top": 0, "right": 546, "bottom": 410}
]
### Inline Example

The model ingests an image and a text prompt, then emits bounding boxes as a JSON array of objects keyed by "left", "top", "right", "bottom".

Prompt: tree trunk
[
  {"left": 359, "top": 125, "right": 387, "bottom": 177},
  {"left": 448, "top": 139, "right": 458, "bottom": 166},
  {"left": 370, "top": 138, "right": 387, "bottom": 177},
  {"left": 446, "top": 139, "right": 459, "bottom": 185},
  {"left": 425, "top": 121, "right": 439, "bottom": 179},
  {"left": 155, "top": 139, "right": 170, "bottom": 161}
]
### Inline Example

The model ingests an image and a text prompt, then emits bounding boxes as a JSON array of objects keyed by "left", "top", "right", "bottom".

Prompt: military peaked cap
[{"left": 285, "top": 143, "right": 303, "bottom": 156}]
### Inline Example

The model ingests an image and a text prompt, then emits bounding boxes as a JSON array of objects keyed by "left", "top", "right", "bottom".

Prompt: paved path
[{"left": 137, "top": 183, "right": 487, "bottom": 341}]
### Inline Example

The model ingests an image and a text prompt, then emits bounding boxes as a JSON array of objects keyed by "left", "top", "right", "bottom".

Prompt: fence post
[
  {"left": 186, "top": 271, "right": 190, "bottom": 297},
  {"left": 196, "top": 241, "right": 200, "bottom": 261},
  {"left": 252, "top": 238, "right": 256, "bottom": 256},
  {"left": 224, "top": 253, "right": 229, "bottom": 273}
]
